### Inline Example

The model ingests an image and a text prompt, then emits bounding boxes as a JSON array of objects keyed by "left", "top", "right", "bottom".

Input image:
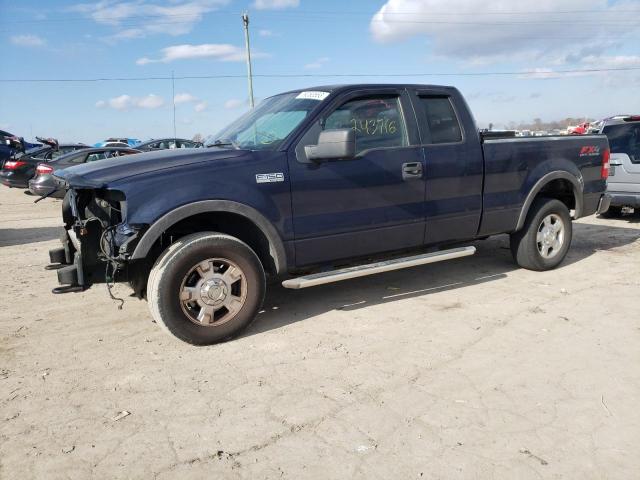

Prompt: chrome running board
[{"left": 282, "top": 246, "right": 476, "bottom": 289}]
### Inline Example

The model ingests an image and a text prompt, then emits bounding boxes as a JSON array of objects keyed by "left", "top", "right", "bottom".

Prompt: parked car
[
  {"left": 0, "top": 142, "right": 89, "bottom": 188},
  {"left": 136, "top": 138, "right": 203, "bottom": 151},
  {"left": 597, "top": 115, "right": 640, "bottom": 216},
  {"left": 94, "top": 138, "right": 141, "bottom": 148},
  {"left": 28, "top": 147, "right": 140, "bottom": 198},
  {"left": 0, "top": 130, "right": 41, "bottom": 168},
  {"left": 0, "top": 130, "right": 15, "bottom": 168},
  {"left": 47, "top": 84, "right": 610, "bottom": 345}
]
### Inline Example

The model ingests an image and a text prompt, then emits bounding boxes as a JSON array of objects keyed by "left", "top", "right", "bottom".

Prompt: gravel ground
[{"left": 1, "top": 185, "right": 639, "bottom": 479}]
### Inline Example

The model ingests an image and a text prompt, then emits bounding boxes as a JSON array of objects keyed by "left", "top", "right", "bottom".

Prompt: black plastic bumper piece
[
  {"left": 57, "top": 264, "right": 78, "bottom": 286},
  {"left": 608, "top": 192, "right": 640, "bottom": 208},
  {"left": 49, "top": 247, "right": 67, "bottom": 264}
]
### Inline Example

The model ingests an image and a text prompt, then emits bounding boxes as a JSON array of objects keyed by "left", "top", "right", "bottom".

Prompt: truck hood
[{"left": 54, "top": 148, "right": 247, "bottom": 188}]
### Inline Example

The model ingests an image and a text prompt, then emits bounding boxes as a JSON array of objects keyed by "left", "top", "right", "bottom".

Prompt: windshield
[{"left": 206, "top": 92, "right": 327, "bottom": 150}]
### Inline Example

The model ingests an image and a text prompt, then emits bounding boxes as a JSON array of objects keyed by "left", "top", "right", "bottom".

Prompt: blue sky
[{"left": 1, "top": 0, "right": 639, "bottom": 143}]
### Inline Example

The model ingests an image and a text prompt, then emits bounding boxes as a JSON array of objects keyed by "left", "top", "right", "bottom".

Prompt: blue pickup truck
[{"left": 48, "top": 84, "right": 611, "bottom": 344}]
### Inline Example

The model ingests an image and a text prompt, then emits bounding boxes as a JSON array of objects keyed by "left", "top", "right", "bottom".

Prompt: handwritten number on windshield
[{"left": 349, "top": 118, "right": 397, "bottom": 136}]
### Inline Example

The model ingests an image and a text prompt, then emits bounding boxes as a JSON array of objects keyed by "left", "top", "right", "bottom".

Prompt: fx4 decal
[{"left": 579, "top": 146, "right": 601, "bottom": 157}]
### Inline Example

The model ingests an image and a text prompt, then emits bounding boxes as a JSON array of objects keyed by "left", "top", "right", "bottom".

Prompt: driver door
[{"left": 287, "top": 88, "right": 426, "bottom": 266}]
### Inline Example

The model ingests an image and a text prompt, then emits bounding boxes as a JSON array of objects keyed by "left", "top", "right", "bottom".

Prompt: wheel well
[
  {"left": 129, "top": 212, "right": 278, "bottom": 298},
  {"left": 162, "top": 212, "right": 276, "bottom": 273},
  {"left": 537, "top": 179, "right": 576, "bottom": 212}
]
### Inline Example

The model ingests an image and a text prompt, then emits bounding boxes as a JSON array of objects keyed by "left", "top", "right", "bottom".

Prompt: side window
[
  {"left": 86, "top": 152, "right": 108, "bottom": 162},
  {"left": 113, "top": 150, "right": 136, "bottom": 157},
  {"left": 419, "top": 96, "right": 463, "bottom": 144},
  {"left": 324, "top": 96, "right": 408, "bottom": 155},
  {"left": 68, "top": 153, "right": 87, "bottom": 164}
]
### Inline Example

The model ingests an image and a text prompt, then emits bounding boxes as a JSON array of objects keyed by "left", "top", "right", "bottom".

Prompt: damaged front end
[{"left": 47, "top": 176, "right": 146, "bottom": 295}]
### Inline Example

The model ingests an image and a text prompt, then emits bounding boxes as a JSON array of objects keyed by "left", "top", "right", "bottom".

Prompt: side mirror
[{"left": 305, "top": 128, "right": 355, "bottom": 161}]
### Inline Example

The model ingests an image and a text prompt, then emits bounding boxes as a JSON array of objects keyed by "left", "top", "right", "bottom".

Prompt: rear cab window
[
  {"left": 417, "top": 96, "right": 463, "bottom": 144},
  {"left": 603, "top": 123, "right": 640, "bottom": 164}
]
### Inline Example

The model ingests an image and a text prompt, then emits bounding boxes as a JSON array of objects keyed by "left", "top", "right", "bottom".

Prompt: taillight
[
  {"left": 36, "top": 164, "right": 54, "bottom": 174},
  {"left": 2, "top": 160, "right": 27, "bottom": 170},
  {"left": 601, "top": 148, "right": 610, "bottom": 179}
]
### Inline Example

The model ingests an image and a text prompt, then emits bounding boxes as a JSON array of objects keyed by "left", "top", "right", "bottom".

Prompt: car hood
[{"left": 54, "top": 148, "right": 247, "bottom": 188}]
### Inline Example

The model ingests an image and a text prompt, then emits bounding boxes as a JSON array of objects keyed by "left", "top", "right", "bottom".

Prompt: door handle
[{"left": 402, "top": 162, "right": 423, "bottom": 180}]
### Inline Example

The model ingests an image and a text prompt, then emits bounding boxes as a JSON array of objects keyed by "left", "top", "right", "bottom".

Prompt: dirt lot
[{"left": 1, "top": 185, "right": 639, "bottom": 479}]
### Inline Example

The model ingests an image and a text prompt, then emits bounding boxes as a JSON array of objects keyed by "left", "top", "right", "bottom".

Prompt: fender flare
[
  {"left": 130, "top": 200, "right": 287, "bottom": 274},
  {"left": 515, "top": 171, "right": 583, "bottom": 231}
]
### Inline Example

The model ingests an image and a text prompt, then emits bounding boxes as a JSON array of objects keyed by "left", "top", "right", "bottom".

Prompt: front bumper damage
[{"left": 46, "top": 186, "right": 145, "bottom": 294}]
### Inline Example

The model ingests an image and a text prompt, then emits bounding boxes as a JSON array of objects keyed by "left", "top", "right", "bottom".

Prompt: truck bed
[{"left": 479, "top": 134, "right": 609, "bottom": 236}]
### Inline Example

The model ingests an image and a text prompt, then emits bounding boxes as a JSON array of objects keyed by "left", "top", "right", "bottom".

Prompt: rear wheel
[
  {"left": 510, "top": 198, "right": 573, "bottom": 271},
  {"left": 147, "top": 232, "right": 265, "bottom": 345}
]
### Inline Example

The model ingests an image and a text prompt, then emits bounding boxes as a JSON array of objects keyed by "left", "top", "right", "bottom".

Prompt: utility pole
[
  {"left": 171, "top": 70, "right": 177, "bottom": 141},
  {"left": 242, "top": 12, "right": 255, "bottom": 109}
]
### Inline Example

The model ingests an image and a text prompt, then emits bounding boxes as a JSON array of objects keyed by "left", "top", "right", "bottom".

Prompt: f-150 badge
[{"left": 256, "top": 173, "right": 284, "bottom": 183}]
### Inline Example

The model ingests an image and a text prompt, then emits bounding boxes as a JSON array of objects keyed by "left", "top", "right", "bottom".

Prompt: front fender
[{"left": 130, "top": 199, "right": 287, "bottom": 274}]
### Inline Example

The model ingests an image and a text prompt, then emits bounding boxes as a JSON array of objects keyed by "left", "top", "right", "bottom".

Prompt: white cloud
[
  {"left": 10, "top": 34, "right": 46, "bottom": 47},
  {"left": 137, "top": 94, "right": 165, "bottom": 109},
  {"left": 224, "top": 99, "right": 244, "bottom": 109},
  {"left": 109, "top": 94, "right": 134, "bottom": 110},
  {"left": 304, "top": 56, "right": 330, "bottom": 69},
  {"left": 71, "top": 0, "right": 229, "bottom": 41},
  {"left": 581, "top": 55, "right": 640, "bottom": 69},
  {"left": 97, "top": 94, "right": 165, "bottom": 110},
  {"left": 137, "top": 43, "right": 268, "bottom": 64},
  {"left": 194, "top": 101, "right": 208, "bottom": 112},
  {"left": 174, "top": 92, "right": 198, "bottom": 104},
  {"left": 253, "top": 0, "right": 299, "bottom": 9},
  {"left": 258, "top": 29, "right": 274, "bottom": 37},
  {"left": 521, "top": 55, "right": 640, "bottom": 80},
  {"left": 370, "top": 0, "right": 640, "bottom": 64}
]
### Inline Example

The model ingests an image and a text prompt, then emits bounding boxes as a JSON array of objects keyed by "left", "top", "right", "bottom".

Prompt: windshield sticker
[{"left": 296, "top": 91, "right": 330, "bottom": 101}]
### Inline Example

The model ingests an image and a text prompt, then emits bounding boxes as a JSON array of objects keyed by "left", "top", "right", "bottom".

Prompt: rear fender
[{"left": 516, "top": 168, "right": 583, "bottom": 231}]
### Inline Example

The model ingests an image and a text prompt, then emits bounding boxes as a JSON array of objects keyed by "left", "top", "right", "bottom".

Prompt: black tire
[
  {"left": 510, "top": 198, "right": 573, "bottom": 271},
  {"left": 147, "top": 232, "right": 265, "bottom": 345},
  {"left": 600, "top": 206, "right": 623, "bottom": 218}
]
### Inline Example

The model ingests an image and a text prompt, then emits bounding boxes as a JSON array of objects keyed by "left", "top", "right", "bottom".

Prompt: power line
[
  {"left": 4, "top": 8, "right": 640, "bottom": 24},
  {"left": 2, "top": 66, "right": 639, "bottom": 83},
  {"left": 2, "top": 16, "right": 638, "bottom": 29}
]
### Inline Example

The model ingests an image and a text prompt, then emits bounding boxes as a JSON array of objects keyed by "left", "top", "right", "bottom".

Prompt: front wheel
[
  {"left": 147, "top": 233, "right": 265, "bottom": 345},
  {"left": 510, "top": 198, "right": 573, "bottom": 271}
]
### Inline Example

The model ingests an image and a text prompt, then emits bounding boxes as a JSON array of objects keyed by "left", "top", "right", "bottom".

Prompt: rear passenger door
[{"left": 409, "top": 90, "right": 484, "bottom": 245}]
